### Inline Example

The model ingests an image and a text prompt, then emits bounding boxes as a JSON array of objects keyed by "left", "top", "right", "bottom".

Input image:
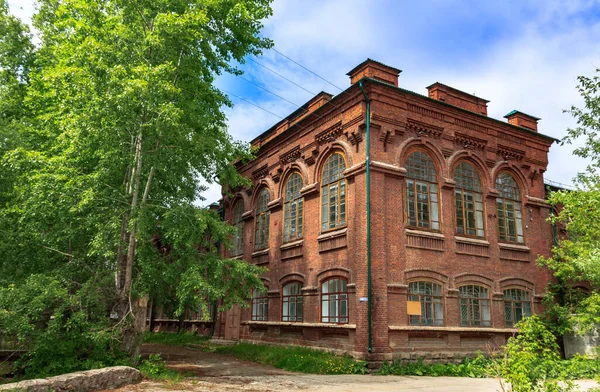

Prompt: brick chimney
[
  {"left": 427, "top": 82, "right": 489, "bottom": 116},
  {"left": 504, "top": 110, "right": 540, "bottom": 132},
  {"left": 347, "top": 59, "right": 401, "bottom": 87}
]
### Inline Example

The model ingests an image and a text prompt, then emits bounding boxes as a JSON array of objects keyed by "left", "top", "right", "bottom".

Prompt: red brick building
[{"left": 215, "top": 59, "right": 557, "bottom": 363}]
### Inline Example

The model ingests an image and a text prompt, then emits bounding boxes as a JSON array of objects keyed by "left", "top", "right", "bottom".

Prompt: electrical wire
[{"left": 247, "top": 57, "right": 317, "bottom": 96}]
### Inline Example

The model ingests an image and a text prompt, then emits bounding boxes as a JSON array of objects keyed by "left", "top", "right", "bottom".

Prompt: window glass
[
  {"left": 503, "top": 288, "right": 532, "bottom": 327},
  {"left": 251, "top": 289, "right": 268, "bottom": 321},
  {"left": 408, "top": 281, "right": 444, "bottom": 326},
  {"left": 496, "top": 173, "right": 523, "bottom": 243},
  {"left": 284, "top": 173, "right": 304, "bottom": 242},
  {"left": 454, "top": 162, "right": 485, "bottom": 237},
  {"left": 233, "top": 201, "right": 244, "bottom": 256},
  {"left": 321, "top": 278, "right": 348, "bottom": 323},
  {"left": 459, "top": 285, "right": 491, "bottom": 327},
  {"left": 321, "top": 153, "right": 347, "bottom": 231},
  {"left": 406, "top": 151, "right": 440, "bottom": 230},
  {"left": 282, "top": 282, "right": 303, "bottom": 322},
  {"left": 254, "top": 188, "right": 270, "bottom": 250}
]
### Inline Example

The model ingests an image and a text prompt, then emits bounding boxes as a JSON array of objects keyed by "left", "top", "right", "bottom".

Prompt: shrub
[
  {"left": 378, "top": 355, "right": 489, "bottom": 377},
  {"left": 138, "top": 354, "right": 182, "bottom": 382},
  {"left": 495, "top": 316, "right": 576, "bottom": 392}
]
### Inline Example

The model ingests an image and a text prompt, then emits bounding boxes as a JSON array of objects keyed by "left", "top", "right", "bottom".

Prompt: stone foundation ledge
[{"left": 0, "top": 366, "right": 141, "bottom": 392}]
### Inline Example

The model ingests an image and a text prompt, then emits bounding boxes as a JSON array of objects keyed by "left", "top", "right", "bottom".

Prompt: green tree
[
  {"left": 0, "top": 0, "right": 272, "bottom": 374},
  {"left": 541, "top": 69, "right": 600, "bottom": 330}
]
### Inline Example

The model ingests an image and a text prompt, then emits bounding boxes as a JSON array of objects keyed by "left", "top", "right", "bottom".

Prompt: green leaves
[{"left": 0, "top": 0, "right": 272, "bottom": 375}]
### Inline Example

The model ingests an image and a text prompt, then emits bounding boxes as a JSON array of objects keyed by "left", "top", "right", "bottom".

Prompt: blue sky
[{"left": 8, "top": 0, "right": 600, "bottom": 204}]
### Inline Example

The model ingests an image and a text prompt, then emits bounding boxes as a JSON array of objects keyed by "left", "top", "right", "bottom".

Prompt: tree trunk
[{"left": 115, "top": 130, "right": 151, "bottom": 358}]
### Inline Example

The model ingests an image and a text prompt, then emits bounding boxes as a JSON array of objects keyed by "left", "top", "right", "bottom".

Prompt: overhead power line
[
  {"left": 221, "top": 88, "right": 284, "bottom": 120},
  {"left": 237, "top": 75, "right": 302, "bottom": 109},
  {"left": 271, "top": 48, "right": 345, "bottom": 92},
  {"left": 247, "top": 57, "right": 317, "bottom": 96}
]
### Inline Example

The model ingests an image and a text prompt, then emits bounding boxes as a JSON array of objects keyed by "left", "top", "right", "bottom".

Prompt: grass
[
  {"left": 143, "top": 332, "right": 210, "bottom": 346},
  {"left": 213, "top": 343, "right": 369, "bottom": 374}
]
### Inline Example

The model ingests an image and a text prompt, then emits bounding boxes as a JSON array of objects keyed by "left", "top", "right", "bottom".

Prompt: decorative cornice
[
  {"left": 315, "top": 121, "right": 343, "bottom": 144},
  {"left": 252, "top": 164, "right": 268, "bottom": 180},
  {"left": 454, "top": 132, "right": 487, "bottom": 151},
  {"left": 279, "top": 146, "right": 301, "bottom": 165},
  {"left": 497, "top": 145, "right": 525, "bottom": 161},
  {"left": 406, "top": 118, "right": 443, "bottom": 139}
]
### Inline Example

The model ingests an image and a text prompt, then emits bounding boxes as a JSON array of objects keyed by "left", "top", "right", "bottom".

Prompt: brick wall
[{"left": 217, "top": 60, "right": 556, "bottom": 363}]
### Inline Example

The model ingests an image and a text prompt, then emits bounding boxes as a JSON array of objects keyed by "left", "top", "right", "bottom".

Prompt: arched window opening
[
  {"left": 454, "top": 162, "right": 484, "bottom": 237},
  {"left": 282, "top": 282, "right": 303, "bottom": 322},
  {"left": 408, "top": 281, "right": 444, "bottom": 326},
  {"left": 284, "top": 173, "right": 304, "bottom": 242},
  {"left": 233, "top": 201, "right": 244, "bottom": 256},
  {"left": 321, "top": 278, "right": 348, "bottom": 323},
  {"left": 254, "top": 188, "right": 270, "bottom": 250},
  {"left": 405, "top": 151, "right": 440, "bottom": 230},
  {"left": 503, "top": 288, "right": 531, "bottom": 327},
  {"left": 321, "top": 153, "right": 347, "bottom": 231},
  {"left": 496, "top": 173, "right": 524, "bottom": 243},
  {"left": 459, "top": 285, "right": 491, "bottom": 327},
  {"left": 251, "top": 288, "right": 268, "bottom": 321}
]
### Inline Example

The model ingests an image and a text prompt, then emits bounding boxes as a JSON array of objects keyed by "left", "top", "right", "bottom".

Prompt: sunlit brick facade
[{"left": 215, "top": 59, "right": 556, "bottom": 363}]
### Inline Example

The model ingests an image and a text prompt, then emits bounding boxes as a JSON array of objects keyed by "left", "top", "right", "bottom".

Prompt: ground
[{"left": 110, "top": 344, "right": 599, "bottom": 392}]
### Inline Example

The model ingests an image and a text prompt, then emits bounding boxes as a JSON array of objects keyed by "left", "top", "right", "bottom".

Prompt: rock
[{"left": 0, "top": 366, "right": 141, "bottom": 392}]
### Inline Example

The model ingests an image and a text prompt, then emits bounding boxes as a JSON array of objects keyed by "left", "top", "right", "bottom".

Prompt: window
[
  {"left": 282, "top": 282, "right": 303, "bottom": 322},
  {"left": 405, "top": 151, "right": 440, "bottom": 230},
  {"left": 504, "top": 288, "right": 532, "bottom": 327},
  {"left": 254, "top": 188, "right": 270, "bottom": 250},
  {"left": 321, "top": 153, "right": 347, "bottom": 231},
  {"left": 283, "top": 173, "right": 304, "bottom": 242},
  {"left": 408, "top": 281, "right": 444, "bottom": 326},
  {"left": 251, "top": 289, "right": 268, "bottom": 321},
  {"left": 233, "top": 201, "right": 244, "bottom": 256},
  {"left": 454, "top": 162, "right": 484, "bottom": 237},
  {"left": 496, "top": 173, "right": 524, "bottom": 243},
  {"left": 459, "top": 285, "right": 491, "bottom": 327},
  {"left": 321, "top": 278, "right": 348, "bottom": 323}
]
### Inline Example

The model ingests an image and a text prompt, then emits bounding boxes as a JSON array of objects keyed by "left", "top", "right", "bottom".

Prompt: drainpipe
[{"left": 358, "top": 80, "right": 372, "bottom": 354}]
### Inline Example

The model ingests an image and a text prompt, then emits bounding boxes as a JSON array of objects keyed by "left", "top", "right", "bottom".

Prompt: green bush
[
  {"left": 138, "top": 354, "right": 182, "bottom": 382},
  {"left": 214, "top": 343, "right": 368, "bottom": 374},
  {"left": 495, "top": 316, "right": 576, "bottom": 392},
  {"left": 378, "top": 355, "right": 489, "bottom": 377}
]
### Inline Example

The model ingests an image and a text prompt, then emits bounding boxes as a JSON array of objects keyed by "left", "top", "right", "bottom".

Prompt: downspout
[{"left": 358, "top": 80, "right": 372, "bottom": 353}]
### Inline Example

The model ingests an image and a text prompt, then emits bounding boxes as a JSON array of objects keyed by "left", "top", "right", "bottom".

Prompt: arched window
[
  {"left": 251, "top": 288, "right": 268, "bottom": 321},
  {"left": 283, "top": 173, "right": 304, "bottom": 242},
  {"left": 408, "top": 281, "right": 444, "bottom": 326},
  {"left": 321, "top": 278, "right": 348, "bottom": 323},
  {"left": 459, "top": 285, "right": 491, "bottom": 327},
  {"left": 454, "top": 162, "right": 484, "bottom": 237},
  {"left": 405, "top": 151, "right": 440, "bottom": 230},
  {"left": 496, "top": 173, "right": 523, "bottom": 243},
  {"left": 282, "top": 282, "right": 303, "bottom": 322},
  {"left": 233, "top": 200, "right": 244, "bottom": 257},
  {"left": 503, "top": 288, "right": 531, "bottom": 327},
  {"left": 254, "top": 188, "right": 270, "bottom": 250},
  {"left": 321, "top": 153, "right": 347, "bottom": 231}
]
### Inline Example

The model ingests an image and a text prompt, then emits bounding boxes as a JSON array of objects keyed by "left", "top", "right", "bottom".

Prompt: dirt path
[{"left": 111, "top": 344, "right": 599, "bottom": 392}]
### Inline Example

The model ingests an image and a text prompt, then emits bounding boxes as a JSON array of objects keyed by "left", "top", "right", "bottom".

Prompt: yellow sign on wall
[{"left": 407, "top": 301, "right": 422, "bottom": 316}]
